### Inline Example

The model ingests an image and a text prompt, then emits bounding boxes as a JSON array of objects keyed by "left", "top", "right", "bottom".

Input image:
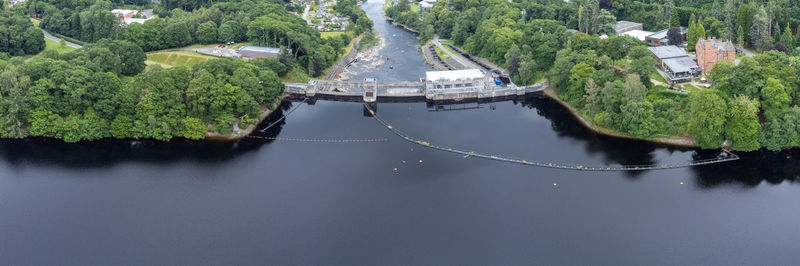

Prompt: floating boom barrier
[{"left": 364, "top": 104, "right": 739, "bottom": 171}]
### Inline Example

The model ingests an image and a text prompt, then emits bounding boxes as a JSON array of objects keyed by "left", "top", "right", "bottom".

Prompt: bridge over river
[{"left": 282, "top": 79, "right": 548, "bottom": 103}]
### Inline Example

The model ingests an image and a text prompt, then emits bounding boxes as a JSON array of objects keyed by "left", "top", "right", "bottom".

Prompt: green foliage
[
  {"left": 196, "top": 21, "right": 218, "bottom": 44},
  {"left": 725, "top": 96, "right": 761, "bottom": 151},
  {"left": 0, "top": 10, "right": 44, "bottom": 56},
  {"left": 688, "top": 89, "right": 727, "bottom": 149}
]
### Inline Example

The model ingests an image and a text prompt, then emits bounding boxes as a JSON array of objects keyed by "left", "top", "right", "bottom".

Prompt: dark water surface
[{"left": 2, "top": 0, "right": 800, "bottom": 264}]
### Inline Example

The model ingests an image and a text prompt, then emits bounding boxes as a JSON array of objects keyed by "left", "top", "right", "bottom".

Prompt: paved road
[
  {"left": 735, "top": 45, "right": 755, "bottom": 57},
  {"left": 302, "top": 4, "right": 310, "bottom": 22},
  {"left": 41, "top": 29, "right": 82, "bottom": 49},
  {"left": 431, "top": 36, "right": 481, "bottom": 70}
]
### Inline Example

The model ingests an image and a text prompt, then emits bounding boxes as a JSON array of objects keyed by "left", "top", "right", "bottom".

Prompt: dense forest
[
  {"left": 0, "top": 39, "right": 284, "bottom": 141},
  {"left": 0, "top": 9, "right": 45, "bottom": 56}
]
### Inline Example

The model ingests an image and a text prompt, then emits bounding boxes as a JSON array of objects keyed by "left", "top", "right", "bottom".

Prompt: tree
[
  {"left": 760, "top": 77, "right": 790, "bottom": 121},
  {"left": 621, "top": 100, "right": 656, "bottom": 137},
  {"left": 696, "top": 23, "right": 706, "bottom": 44},
  {"left": 664, "top": 0, "right": 675, "bottom": 27},
  {"left": 518, "top": 53, "right": 536, "bottom": 85},
  {"left": 182, "top": 116, "right": 207, "bottom": 139},
  {"left": 622, "top": 74, "right": 647, "bottom": 103},
  {"left": 596, "top": 9, "right": 616, "bottom": 36},
  {"left": 196, "top": 21, "right": 218, "bottom": 44},
  {"left": 628, "top": 54, "right": 656, "bottom": 88},
  {"left": 749, "top": 6, "right": 769, "bottom": 49},
  {"left": 218, "top": 20, "right": 243, "bottom": 43},
  {"left": 162, "top": 22, "right": 192, "bottom": 48},
  {"left": 583, "top": 78, "right": 602, "bottom": 114},
  {"left": 708, "top": 61, "right": 735, "bottom": 96},
  {"left": 725, "top": 96, "right": 761, "bottom": 151},
  {"left": 781, "top": 23, "right": 794, "bottom": 48},
  {"left": 504, "top": 44, "right": 520, "bottom": 77},
  {"left": 565, "top": 62, "right": 595, "bottom": 107},
  {"left": 737, "top": 25, "right": 745, "bottom": 47},
  {"left": 688, "top": 14, "right": 697, "bottom": 51},
  {"left": 667, "top": 28, "right": 682, "bottom": 46},
  {"left": 688, "top": 89, "right": 727, "bottom": 149}
]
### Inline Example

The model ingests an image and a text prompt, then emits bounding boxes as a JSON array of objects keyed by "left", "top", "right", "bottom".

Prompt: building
[
  {"left": 235, "top": 46, "right": 281, "bottom": 59},
  {"left": 419, "top": 0, "right": 436, "bottom": 9},
  {"left": 648, "top": 46, "right": 699, "bottom": 84},
  {"left": 616, "top": 21, "right": 643, "bottom": 34},
  {"left": 646, "top": 28, "right": 686, "bottom": 47},
  {"left": 425, "top": 69, "right": 487, "bottom": 89},
  {"left": 620, "top": 29, "right": 654, "bottom": 41},
  {"left": 123, "top": 17, "right": 153, "bottom": 25},
  {"left": 8, "top": 0, "right": 26, "bottom": 8},
  {"left": 111, "top": 9, "right": 138, "bottom": 19},
  {"left": 647, "top": 46, "right": 687, "bottom": 65},
  {"left": 696, "top": 37, "right": 735, "bottom": 74},
  {"left": 661, "top": 57, "right": 700, "bottom": 84}
]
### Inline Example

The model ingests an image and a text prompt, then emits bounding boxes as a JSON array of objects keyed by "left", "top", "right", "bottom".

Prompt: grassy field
[
  {"left": 432, "top": 43, "right": 450, "bottom": 60},
  {"left": 146, "top": 51, "right": 217, "bottom": 68},
  {"left": 650, "top": 71, "right": 667, "bottom": 84},
  {"left": 30, "top": 18, "right": 41, "bottom": 27},
  {"left": 43, "top": 38, "right": 76, "bottom": 54},
  {"left": 321, "top": 31, "right": 348, "bottom": 39},
  {"left": 682, "top": 84, "right": 701, "bottom": 93}
]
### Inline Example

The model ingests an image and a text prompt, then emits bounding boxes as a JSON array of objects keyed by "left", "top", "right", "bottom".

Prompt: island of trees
[
  {"left": 387, "top": 0, "right": 800, "bottom": 151},
  {"left": 0, "top": 0, "right": 374, "bottom": 142}
]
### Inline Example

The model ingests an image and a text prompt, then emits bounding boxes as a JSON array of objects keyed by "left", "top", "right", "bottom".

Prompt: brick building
[{"left": 695, "top": 37, "right": 735, "bottom": 74}]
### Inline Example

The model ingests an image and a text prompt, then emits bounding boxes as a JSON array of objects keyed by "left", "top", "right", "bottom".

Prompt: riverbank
[
  {"left": 543, "top": 87, "right": 697, "bottom": 147},
  {"left": 206, "top": 95, "right": 285, "bottom": 141}
]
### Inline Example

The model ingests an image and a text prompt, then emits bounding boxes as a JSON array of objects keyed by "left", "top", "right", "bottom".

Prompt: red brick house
[{"left": 696, "top": 37, "right": 735, "bottom": 74}]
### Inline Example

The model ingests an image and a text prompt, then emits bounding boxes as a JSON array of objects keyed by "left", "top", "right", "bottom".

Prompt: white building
[
  {"left": 620, "top": 29, "right": 654, "bottom": 41},
  {"left": 419, "top": 0, "right": 436, "bottom": 9},
  {"left": 123, "top": 17, "right": 153, "bottom": 25},
  {"left": 425, "top": 69, "right": 487, "bottom": 89}
]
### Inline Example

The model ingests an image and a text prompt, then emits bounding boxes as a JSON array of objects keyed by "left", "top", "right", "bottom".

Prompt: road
[
  {"left": 41, "top": 29, "right": 82, "bottom": 49},
  {"left": 431, "top": 36, "right": 482, "bottom": 70},
  {"left": 302, "top": 4, "right": 310, "bottom": 22},
  {"left": 735, "top": 45, "right": 755, "bottom": 57}
]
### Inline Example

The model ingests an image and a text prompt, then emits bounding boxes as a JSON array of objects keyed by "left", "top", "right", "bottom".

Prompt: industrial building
[
  {"left": 234, "top": 46, "right": 281, "bottom": 59},
  {"left": 424, "top": 69, "right": 487, "bottom": 90},
  {"left": 616, "top": 21, "right": 643, "bottom": 34}
]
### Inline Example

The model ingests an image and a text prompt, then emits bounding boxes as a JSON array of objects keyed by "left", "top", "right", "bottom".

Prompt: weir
[{"left": 282, "top": 79, "right": 547, "bottom": 104}]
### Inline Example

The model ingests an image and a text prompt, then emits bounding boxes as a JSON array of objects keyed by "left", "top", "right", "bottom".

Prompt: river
[{"left": 2, "top": 0, "right": 800, "bottom": 264}]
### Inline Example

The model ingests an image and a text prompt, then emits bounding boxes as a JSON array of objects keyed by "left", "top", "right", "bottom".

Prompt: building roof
[
  {"left": 620, "top": 30, "right": 653, "bottom": 41},
  {"left": 566, "top": 29, "right": 578, "bottom": 34},
  {"left": 123, "top": 18, "right": 152, "bottom": 24},
  {"left": 648, "top": 27, "right": 687, "bottom": 39},
  {"left": 663, "top": 57, "right": 699, "bottom": 73},
  {"left": 237, "top": 46, "right": 280, "bottom": 54},
  {"left": 616, "top": 20, "right": 642, "bottom": 33},
  {"left": 426, "top": 69, "right": 485, "bottom": 82},
  {"left": 697, "top": 38, "right": 735, "bottom": 52},
  {"left": 111, "top": 9, "right": 138, "bottom": 15},
  {"left": 648, "top": 45, "right": 687, "bottom": 59}
]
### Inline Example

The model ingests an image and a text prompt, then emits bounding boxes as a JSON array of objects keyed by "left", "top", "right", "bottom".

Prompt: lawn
[
  {"left": 30, "top": 18, "right": 41, "bottom": 27},
  {"left": 321, "top": 31, "right": 349, "bottom": 39},
  {"left": 432, "top": 43, "right": 450, "bottom": 60},
  {"left": 146, "top": 51, "right": 216, "bottom": 68},
  {"left": 43, "top": 38, "right": 76, "bottom": 54},
  {"left": 682, "top": 84, "right": 701, "bottom": 93},
  {"left": 650, "top": 71, "right": 667, "bottom": 84}
]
